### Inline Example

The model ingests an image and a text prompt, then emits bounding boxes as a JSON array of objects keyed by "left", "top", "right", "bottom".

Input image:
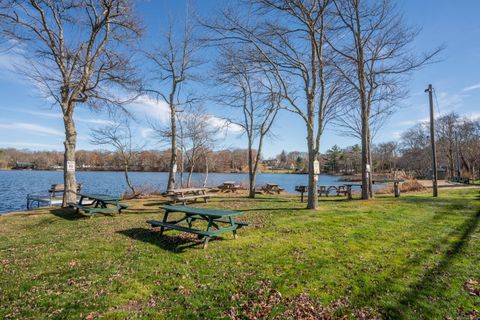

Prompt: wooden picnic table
[
  {"left": 69, "top": 193, "right": 128, "bottom": 217},
  {"left": 319, "top": 185, "right": 353, "bottom": 198},
  {"left": 260, "top": 183, "right": 284, "bottom": 194},
  {"left": 218, "top": 181, "right": 239, "bottom": 193},
  {"left": 165, "top": 188, "right": 210, "bottom": 205},
  {"left": 147, "top": 205, "right": 249, "bottom": 249},
  {"left": 343, "top": 183, "right": 362, "bottom": 200}
]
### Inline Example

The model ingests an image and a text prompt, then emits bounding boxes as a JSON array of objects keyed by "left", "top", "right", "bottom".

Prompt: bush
[{"left": 400, "top": 179, "right": 425, "bottom": 192}]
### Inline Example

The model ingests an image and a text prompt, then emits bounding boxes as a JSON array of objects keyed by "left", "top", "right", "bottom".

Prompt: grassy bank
[{"left": 1, "top": 189, "right": 479, "bottom": 319}]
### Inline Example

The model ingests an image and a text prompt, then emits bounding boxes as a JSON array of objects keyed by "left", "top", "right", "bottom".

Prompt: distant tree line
[
  {"left": 0, "top": 148, "right": 254, "bottom": 174},
  {"left": 267, "top": 112, "right": 480, "bottom": 179}
]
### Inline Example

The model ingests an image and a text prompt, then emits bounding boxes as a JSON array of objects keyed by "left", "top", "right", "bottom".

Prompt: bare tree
[
  {"left": 328, "top": 0, "right": 442, "bottom": 199},
  {"left": 0, "top": 0, "right": 141, "bottom": 205},
  {"left": 90, "top": 118, "right": 141, "bottom": 197},
  {"left": 398, "top": 122, "right": 431, "bottom": 178},
  {"left": 204, "top": 0, "right": 341, "bottom": 209},
  {"left": 144, "top": 20, "right": 201, "bottom": 191},
  {"left": 457, "top": 117, "right": 480, "bottom": 178},
  {"left": 179, "top": 107, "right": 219, "bottom": 187},
  {"left": 214, "top": 46, "right": 280, "bottom": 198},
  {"left": 436, "top": 112, "right": 460, "bottom": 178}
]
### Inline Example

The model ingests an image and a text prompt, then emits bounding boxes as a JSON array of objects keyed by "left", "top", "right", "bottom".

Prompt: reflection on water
[{"left": 0, "top": 170, "right": 370, "bottom": 214}]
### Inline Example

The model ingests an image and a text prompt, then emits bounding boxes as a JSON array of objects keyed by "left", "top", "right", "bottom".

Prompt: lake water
[{"left": 0, "top": 170, "right": 358, "bottom": 214}]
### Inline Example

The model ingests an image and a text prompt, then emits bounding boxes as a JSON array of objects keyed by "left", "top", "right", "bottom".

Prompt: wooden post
[
  {"left": 425, "top": 84, "right": 438, "bottom": 197},
  {"left": 394, "top": 182, "right": 400, "bottom": 198}
]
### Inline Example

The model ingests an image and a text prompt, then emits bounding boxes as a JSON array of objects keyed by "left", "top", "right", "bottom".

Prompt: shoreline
[{"left": 2, "top": 184, "right": 478, "bottom": 216}]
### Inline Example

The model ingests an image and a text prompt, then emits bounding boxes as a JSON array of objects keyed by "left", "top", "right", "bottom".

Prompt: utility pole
[{"left": 425, "top": 84, "right": 438, "bottom": 197}]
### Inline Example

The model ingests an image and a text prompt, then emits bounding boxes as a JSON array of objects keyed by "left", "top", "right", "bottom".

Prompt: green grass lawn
[{"left": 0, "top": 189, "right": 479, "bottom": 319}]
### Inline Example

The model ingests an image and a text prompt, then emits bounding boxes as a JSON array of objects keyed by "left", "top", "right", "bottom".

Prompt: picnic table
[
  {"left": 343, "top": 183, "right": 362, "bottom": 200},
  {"left": 260, "top": 183, "right": 284, "bottom": 194},
  {"left": 373, "top": 179, "right": 404, "bottom": 197},
  {"left": 318, "top": 185, "right": 353, "bottom": 198},
  {"left": 218, "top": 181, "right": 240, "bottom": 193},
  {"left": 318, "top": 185, "right": 330, "bottom": 197},
  {"left": 147, "top": 205, "right": 249, "bottom": 249},
  {"left": 69, "top": 193, "right": 128, "bottom": 217},
  {"left": 165, "top": 187, "right": 210, "bottom": 204}
]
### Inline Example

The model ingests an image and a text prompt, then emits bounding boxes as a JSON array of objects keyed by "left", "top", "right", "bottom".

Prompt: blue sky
[{"left": 0, "top": 0, "right": 479, "bottom": 158}]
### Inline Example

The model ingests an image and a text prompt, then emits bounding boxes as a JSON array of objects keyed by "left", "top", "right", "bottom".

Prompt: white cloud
[
  {"left": 465, "top": 111, "right": 480, "bottom": 120},
  {"left": 130, "top": 95, "right": 243, "bottom": 135},
  {"left": 140, "top": 127, "right": 154, "bottom": 138},
  {"left": 0, "top": 122, "right": 63, "bottom": 137},
  {"left": 0, "top": 50, "right": 25, "bottom": 72},
  {"left": 27, "top": 110, "right": 62, "bottom": 119},
  {"left": 0, "top": 141, "right": 60, "bottom": 149},
  {"left": 434, "top": 91, "right": 464, "bottom": 112},
  {"left": 26, "top": 110, "right": 114, "bottom": 125},
  {"left": 391, "top": 131, "right": 402, "bottom": 139},
  {"left": 462, "top": 83, "right": 480, "bottom": 92},
  {"left": 397, "top": 117, "right": 429, "bottom": 127},
  {"left": 208, "top": 115, "right": 243, "bottom": 134},
  {"left": 75, "top": 116, "right": 115, "bottom": 125},
  {"left": 130, "top": 95, "right": 170, "bottom": 123}
]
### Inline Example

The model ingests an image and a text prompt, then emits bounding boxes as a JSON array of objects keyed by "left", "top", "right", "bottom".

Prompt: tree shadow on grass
[
  {"left": 117, "top": 227, "right": 225, "bottom": 253},
  {"left": 142, "top": 200, "right": 171, "bottom": 207},
  {"left": 383, "top": 208, "right": 480, "bottom": 319},
  {"left": 50, "top": 208, "right": 88, "bottom": 221},
  {"left": 239, "top": 207, "right": 306, "bottom": 213},
  {"left": 214, "top": 197, "right": 293, "bottom": 203}
]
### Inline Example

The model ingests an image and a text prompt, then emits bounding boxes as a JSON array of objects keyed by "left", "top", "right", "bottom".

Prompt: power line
[{"left": 432, "top": 88, "right": 442, "bottom": 118}]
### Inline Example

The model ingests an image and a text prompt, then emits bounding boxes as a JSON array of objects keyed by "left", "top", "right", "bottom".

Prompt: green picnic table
[
  {"left": 147, "top": 205, "right": 249, "bottom": 249},
  {"left": 69, "top": 193, "right": 129, "bottom": 217}
]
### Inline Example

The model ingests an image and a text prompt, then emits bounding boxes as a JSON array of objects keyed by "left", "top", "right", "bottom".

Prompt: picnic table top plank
[
  {"left": 167, "top": 187, "right": 208, "bottom": 193},
  {"left": 78, "top": 193, "right": 120, "bottom": 202},
  {"left": 160, "top": 205, "right": 242, "bottom": 218},
  {"left": 372, "top": 179, "right": 405, "bottom": 183}
]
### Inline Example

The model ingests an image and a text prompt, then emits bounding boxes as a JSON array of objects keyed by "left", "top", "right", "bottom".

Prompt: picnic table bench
[
  {"left": 259, "top": 183, "right": 284, "bottom": 194},
  {"left": 69, "top": 193, "right": 129, "bottom": 217},
  {"left": 165, "top": 188, "right": 210, "bottom": 205},
  {"left": 448, "top": 177, "right": 470, "bottom": 184},
  {"left": 147, "top": 205, "right": 249, "bottom": 249},
  {"left": 217, "top": 181, "right": 240, "bottom": 193}
]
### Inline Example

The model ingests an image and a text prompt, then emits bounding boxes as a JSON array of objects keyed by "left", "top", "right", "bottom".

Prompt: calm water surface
[{"left": 0, "top": 170, "right": 355, "bottom": 214}]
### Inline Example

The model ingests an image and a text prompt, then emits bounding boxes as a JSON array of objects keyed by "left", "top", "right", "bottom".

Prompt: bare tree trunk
[
  {"left": 62, "top": 113, "right": 77, "bottom": 206},
  {"left": 355, "top": 11, "right": 371, "bottom": 200},
  {"left": 361, "top": 105, "right": 370, "bottom": 199},
  {"left": 307, "top": 119, "right": 319, "bottom": 209},
  {"left": 167, "top": 102, "right": 177, "bottom": 191},
  {"left": 447, "top": 146, "right": 455, "bottom": 178},
  {"left": 203, "top": 155, "right": 209, "bottom": 187},
  {"left": 248, "top": 139, "right": 256, "bottom": 198},
  {"left": 124, "top": 161, "right": 135, "bottom": 196},
  {"left": 367, "top": 132, "right": 374, "bottom": 198},
  {"left": 187, "top": 163, "right": 194, "bottom": 187}
]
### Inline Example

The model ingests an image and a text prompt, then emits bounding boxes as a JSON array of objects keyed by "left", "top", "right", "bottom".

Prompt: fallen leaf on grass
[{"left": 464, "top": 279, "right": 480, "bottom": 296}]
